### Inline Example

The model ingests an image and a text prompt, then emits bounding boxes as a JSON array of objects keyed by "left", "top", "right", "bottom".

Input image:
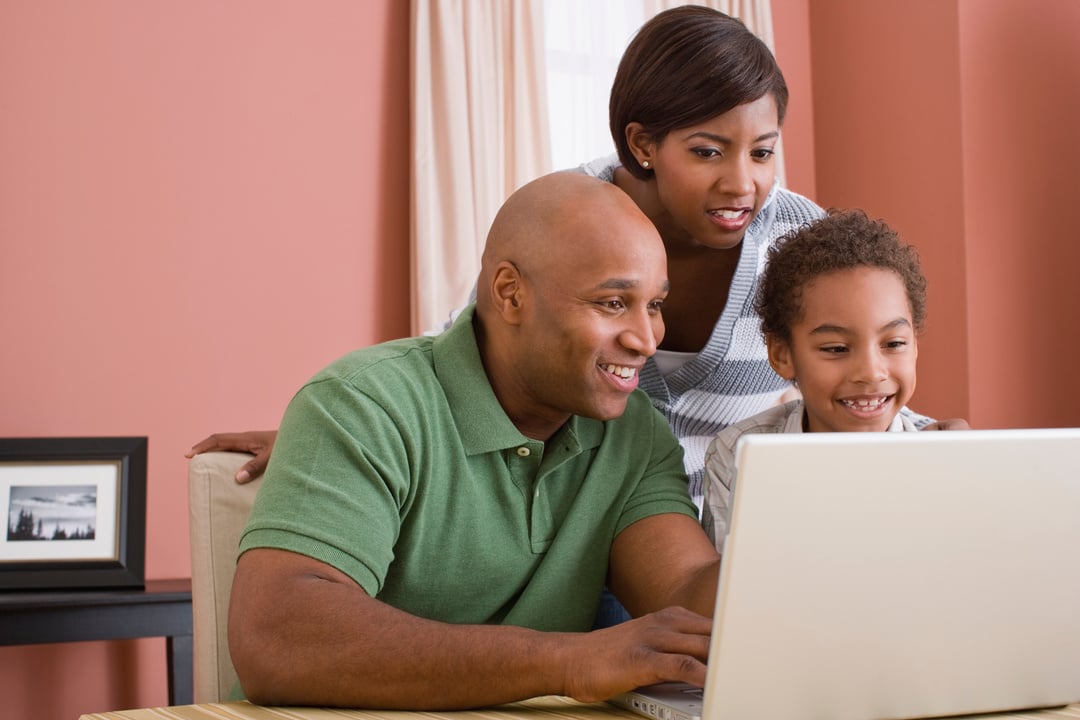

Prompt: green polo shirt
[{"left": 239, "top": 305, "right": 696, "bottom": 631}]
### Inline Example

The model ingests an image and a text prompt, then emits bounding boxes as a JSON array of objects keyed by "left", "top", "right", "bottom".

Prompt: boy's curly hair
[{"left": 756, "top": 209, "right": 927, "bottom": 344}]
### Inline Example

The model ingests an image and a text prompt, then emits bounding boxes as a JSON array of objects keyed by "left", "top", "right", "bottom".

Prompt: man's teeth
[
  {"left": 602, "top": 364, "right": 636, "bottom": 379},
  {"left": 714, "top": 209, "right": 743, "bottom": 219},
  {"left": 841, "top": 397, "right": 889, "bottom": 410}
]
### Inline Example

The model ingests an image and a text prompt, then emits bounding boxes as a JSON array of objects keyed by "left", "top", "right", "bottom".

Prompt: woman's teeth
[{"left": 601, "top": 364, "right": 636, "bottom": 379}]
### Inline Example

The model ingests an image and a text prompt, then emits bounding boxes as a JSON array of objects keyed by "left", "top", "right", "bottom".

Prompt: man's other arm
[
  {"left": 607, "top": 512, "right": 722, "bottom": 619},
  {"left": 229, "top": 546, "right": 713, "bottom": 709}
]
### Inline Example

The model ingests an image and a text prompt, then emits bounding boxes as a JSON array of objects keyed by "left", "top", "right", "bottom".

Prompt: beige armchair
[{"left": 187, "top": 451, "right": 261, "bottom": 703}]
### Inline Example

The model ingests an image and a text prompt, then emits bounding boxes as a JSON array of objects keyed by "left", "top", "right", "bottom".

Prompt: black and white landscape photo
[{"left": 7, "top": 485, "right": 97, "bottom": 541}]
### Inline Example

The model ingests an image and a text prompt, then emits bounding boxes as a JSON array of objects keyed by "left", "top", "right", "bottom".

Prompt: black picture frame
[{"left": 0, "top": 437, "right": 147, "bottom": 591}]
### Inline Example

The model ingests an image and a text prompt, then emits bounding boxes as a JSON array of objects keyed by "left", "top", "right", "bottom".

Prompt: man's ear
[
  {"left": 489, "top": 261, "right": 525, "bottom": 324},
  {"left": 766, "top": 334, "right": 797, "bottom": 381},
  {"left": 624, "top": 122, "right": 656, "bottom": 169}
]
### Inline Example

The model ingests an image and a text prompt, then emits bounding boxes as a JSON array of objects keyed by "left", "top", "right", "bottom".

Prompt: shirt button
[{"left": 516, "top": 446, "right": 530, "bottom": 457}]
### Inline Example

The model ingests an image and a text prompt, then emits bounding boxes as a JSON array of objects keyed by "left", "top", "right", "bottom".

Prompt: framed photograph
[{"left": 0, "top": 437, "right": 147, "bottom": 591}]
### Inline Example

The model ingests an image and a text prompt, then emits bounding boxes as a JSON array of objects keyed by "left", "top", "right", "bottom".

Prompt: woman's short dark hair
[
  {"left": 610, "top": 5, "right": 789, "bottom": 179},
  {"left": 757, "top": 209, "right": 929, "bottom": 344}
]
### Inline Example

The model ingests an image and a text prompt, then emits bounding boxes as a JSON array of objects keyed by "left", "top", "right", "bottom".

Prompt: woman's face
[{"left": 636, "top": 95, "right": 779, "bottom": 251}]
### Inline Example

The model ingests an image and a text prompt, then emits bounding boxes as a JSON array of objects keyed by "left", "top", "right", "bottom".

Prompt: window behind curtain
[{"left": 543, "top": 0, "right": 645, "bottom": 172}]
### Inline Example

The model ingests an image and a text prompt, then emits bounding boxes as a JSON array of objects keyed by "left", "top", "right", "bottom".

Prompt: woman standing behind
[
  {"left": 190, "top": 7, "right": 952, "bottom": 495},
  {"left": 579, "top": 5, "right": 823, "bottom": 495}
]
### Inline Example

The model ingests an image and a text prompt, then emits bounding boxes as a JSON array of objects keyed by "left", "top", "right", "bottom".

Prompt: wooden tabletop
[{"left": 78, "top": 694, "right": 1080, "bottom": 720}]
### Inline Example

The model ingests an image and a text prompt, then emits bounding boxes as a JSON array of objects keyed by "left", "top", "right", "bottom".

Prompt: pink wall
[
  {"left": 806, "top": 0, "right": 971, "bottom": 423},
  {"left": 770, "top": 0, "right": 816, "bottom": 200},
  {"left": 0, "top": 2, "right": 410, "bottom": 718},
  {"left": 956, "top": 0, "right": 1080, "bottom": 428},
  {"left": 806, "top": 0, "right": 1080, "bottom": 429}
]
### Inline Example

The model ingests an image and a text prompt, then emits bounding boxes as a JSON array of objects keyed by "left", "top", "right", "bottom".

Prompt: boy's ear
[
  {"left": 766, "top": 334, "right": 797, "bottom": 381},
  {"left": 489, "top": 261, "right": 525, "bottom": 324}
]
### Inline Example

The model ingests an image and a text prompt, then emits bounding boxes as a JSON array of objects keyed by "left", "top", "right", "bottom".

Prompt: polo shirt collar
[{"left": 432, "top": 305, "right": 603, "bottom": 456}]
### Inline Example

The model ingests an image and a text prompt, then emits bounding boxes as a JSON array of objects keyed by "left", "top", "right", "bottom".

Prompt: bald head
[
  {"left": 478, "top": 172, "right": 662, "bottom": 315},
  {"left": 473, "top": 171, "right": 669, "bottom": 438}
]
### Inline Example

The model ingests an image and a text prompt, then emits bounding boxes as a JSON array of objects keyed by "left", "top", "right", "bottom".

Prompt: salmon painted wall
[
  {"left": 807, "top": 0, "right": 1080, "bottom": 429},
  {"left": 806, "top": 0, "right": 970, "bottom": 424},
  {"left": 956, "top": 0, "right": 1080, "bottom": 428},
  {"left": 770, "top": 0, "right": 816, "bottom": 201},
  {"left": 0, "top": 2, "right": 410, "bottom": 718}
]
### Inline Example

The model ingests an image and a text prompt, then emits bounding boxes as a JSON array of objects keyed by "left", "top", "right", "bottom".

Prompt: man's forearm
[
  {"left": 230, "top": 549, "right": 574, "bottom": 709},
  {"left": 244, "top": 609, "right": 575, "bottom": 708}
]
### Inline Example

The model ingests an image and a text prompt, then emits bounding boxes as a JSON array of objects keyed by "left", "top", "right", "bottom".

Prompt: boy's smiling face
[{"left": 767, "top": 267, "right": 918, "bottom": 433}]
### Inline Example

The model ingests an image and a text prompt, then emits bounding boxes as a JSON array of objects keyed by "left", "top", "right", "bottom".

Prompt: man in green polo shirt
[{"left": 229, "top": 172, "right": 722, "bottom": 709}]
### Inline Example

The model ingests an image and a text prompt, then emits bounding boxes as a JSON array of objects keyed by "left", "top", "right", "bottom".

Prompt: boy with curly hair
[{"left": 702, "top": 209, "right": 928, "bottom": 548}]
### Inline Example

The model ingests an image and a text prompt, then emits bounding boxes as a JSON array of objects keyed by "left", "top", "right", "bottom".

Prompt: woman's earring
[{"left": 641, "top": 160, "right": 650, "bottom": 169}]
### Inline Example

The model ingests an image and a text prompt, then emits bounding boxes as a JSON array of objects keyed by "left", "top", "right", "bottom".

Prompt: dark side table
[{"left": 0, "top": 578, "right": 193, "bottom": 705}]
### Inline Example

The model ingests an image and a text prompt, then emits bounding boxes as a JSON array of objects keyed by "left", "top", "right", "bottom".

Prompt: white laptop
[{"left": 611, "top": 428, "right": 1080, "bottom": 720}]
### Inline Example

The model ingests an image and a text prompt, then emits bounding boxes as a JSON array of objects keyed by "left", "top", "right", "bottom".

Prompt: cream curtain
[
  {"left": 410, "top": 0, "right": 551, "bottom": 334},
  {"left": 642, "top": 0, "right": 774, "bottom": 44}
]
